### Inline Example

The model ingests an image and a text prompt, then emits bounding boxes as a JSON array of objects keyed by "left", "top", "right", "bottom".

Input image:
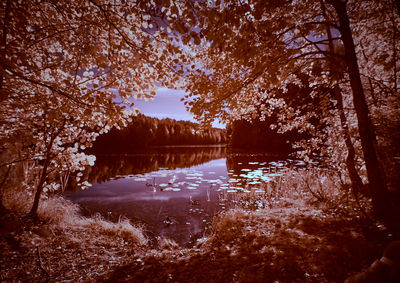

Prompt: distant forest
[
  {"left": 90, "top": 114, "right": 227, "bottom": 152},
  {"left": 91, "top": 112, "right": 309, "bottom": 154}
]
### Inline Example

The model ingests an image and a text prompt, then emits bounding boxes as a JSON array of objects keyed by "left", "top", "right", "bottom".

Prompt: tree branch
[
  {"left": 88, "top": 0, "right": 180, "bottom": 77},
  {"left": 303, "top": 20, "right": 340, "bottom": 30},
  {"left": 0, "top": 157, "right": 33, "bottom": 168},
  {"left": 1, "top": 63, "right": 112, "bottom": 110}
]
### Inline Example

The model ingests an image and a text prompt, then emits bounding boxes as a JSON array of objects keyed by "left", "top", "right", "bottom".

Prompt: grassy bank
[
  {"left": 0, "top": 192, "right": 147, "bottom": 282},
  {"left": 1, "top": 169, "right": 390, "bottom": 282}
]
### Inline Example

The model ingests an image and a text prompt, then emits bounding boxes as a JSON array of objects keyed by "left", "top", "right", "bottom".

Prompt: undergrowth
[
  {"left": 3, "top": 189, "right": 148, "bottom": 245},
  {"left": 0, "top": 190, "right": 148, "bottom": 282},
  {"left": 100, "top": 169, "right": 387, "bottom": 282},
  {"left": 1, "top": 169, "right": 387, "bottom": 282},
  {"left": 227, "top": 168, "right": 373, "bottom": 220}
]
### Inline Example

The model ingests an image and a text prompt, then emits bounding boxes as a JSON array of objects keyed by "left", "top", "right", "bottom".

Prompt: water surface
[{"left": 67, "top": 147, "right": 301, "bottom": 245}]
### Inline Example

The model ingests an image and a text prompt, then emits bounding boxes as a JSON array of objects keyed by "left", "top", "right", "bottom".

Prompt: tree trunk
[
  {"left": 329, "top": 0, "right": 390, "bottom": 216},
  {"left": 330, "top": 0, "right": 391, "bottom": 218},
  {"left": 0, "top": 0, "right": 10, "bottom": 102},
  {"left": 324, "top": 17, "right": 364, "bottom": 195},
  {"left": 28, "top": 133, "right": 57, "bottom": 218},
  {"left": 0, "top": 165, "right": 11, "bottom": 212},
  {"left": 28, "top": 156, "right": 50, "bottom": 218},
  {"left": 391, "top": 5, "right": 398, "bottom": 92},
  {"left": 333, "top": 85, "right": 364, "bottom": 192},
  {"left": 28, "top": 118, "right": 66, "bottom": 218}
]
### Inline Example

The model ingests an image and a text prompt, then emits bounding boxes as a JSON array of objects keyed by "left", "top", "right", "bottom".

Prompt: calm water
[{"left": 67, "top": 146, "right": 304, "bottom": 246}]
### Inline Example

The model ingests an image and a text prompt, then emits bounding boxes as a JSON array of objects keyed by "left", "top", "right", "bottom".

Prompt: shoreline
[{"left": 1, "top": 169, "right": 389, "bottom": 282}]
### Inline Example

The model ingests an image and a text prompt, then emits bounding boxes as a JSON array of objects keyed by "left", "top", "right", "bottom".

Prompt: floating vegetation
[
  {"left": 269, "top": 161, "right": 285, "bottom": 167},
  {"left": 163, "top": 187, "right": 175, "bottom": 191},
  {"left": 186, "top": 172, "right": 203, "bottom": 177},
  {"left": 260, "top": 176, "right": 272, "bottom": 182},
  {"left": 186, "top": 176, "right": 198, "bottom": 180},
  {"left": 207, "top": 179, "right": 222, "bottom": 184},
  {"left": 150, "top": 172, "right": 168, "bottom": 178},
  {"left": 168, "top": 175, "right": 177, "bottom": 184}
]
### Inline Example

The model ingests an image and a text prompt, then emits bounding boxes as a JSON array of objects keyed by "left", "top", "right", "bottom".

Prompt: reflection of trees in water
[{"left": 73, "top": 147, "right": 226, "bottom": 188}]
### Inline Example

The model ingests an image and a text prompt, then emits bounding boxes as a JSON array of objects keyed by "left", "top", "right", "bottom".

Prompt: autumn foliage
[
  {"left": 179, "top": 0, "right": 400, "bottom": 220},
  {"left": 1, "top": 0, "right": 399, "bottom": 222},
  {"left": 0, "top": 0, "right": 189, "bottom": 216}
]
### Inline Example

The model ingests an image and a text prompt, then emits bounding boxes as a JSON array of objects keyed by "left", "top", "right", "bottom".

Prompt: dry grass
[
  {"left": 158, "top": 237, "right": 180, "bottom": 250},
  {"left": 2, "top": 187, "right": 32, "bottom": 213},
  {"left": 188, "top": 204, "right": 381, "bottom": 283},
  {"left": 3, "top": 190, "right": 147, "bottom": 245},
  {"left": 229, "top": 168, "right": 373, "bottom": 219},
  {"left": 186, "top": 171, "right": 380, "bottom": 282},
  {"left": 0, "top": 191, "right": 148, "bottom": 282},
  {"left": 102, "top": 204, "right": 383, "bottom": 282}
]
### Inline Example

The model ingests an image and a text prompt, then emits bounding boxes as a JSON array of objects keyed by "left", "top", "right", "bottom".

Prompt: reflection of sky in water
[{"left": 67, "top": 152, "right": 301, "bottom": 246}]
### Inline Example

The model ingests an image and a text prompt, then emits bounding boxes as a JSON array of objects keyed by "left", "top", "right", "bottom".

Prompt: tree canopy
[
  {"left": 0, "top": 0, "right": 191, "bottom": 216},
  {"left": 179, "top": 0, "right": 400, "bottom": 218},
  {"left": 1, "top": 0, "right": 399, "bottom": 220}
]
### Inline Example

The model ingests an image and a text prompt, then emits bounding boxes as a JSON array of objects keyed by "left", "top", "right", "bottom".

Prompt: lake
[{"left": 67, "top": 146, "right": 305, "bottom": 246}]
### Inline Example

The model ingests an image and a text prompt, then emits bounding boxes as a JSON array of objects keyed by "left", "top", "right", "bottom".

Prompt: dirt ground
[
  {"left": 99, "top": 210, "right": 389, "bottom": 283},
  {"left": 0, "top": 200, "right": 391, "bottom": 283}
]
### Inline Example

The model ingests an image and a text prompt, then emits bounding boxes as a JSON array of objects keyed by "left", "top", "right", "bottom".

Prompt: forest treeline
[
  {"left": 90, "top": 114, "right": 227, "bottom": 153},
  {"left": 92, "top": 112, "right": 307, "bottom": 155},
  {"left": 227, "top": 77, "right": 330, "bottom": 155}
]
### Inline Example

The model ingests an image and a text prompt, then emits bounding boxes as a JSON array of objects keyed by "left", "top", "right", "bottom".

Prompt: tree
[
  {"left": 352, "top": 0, "right": 400, "bottom": 193},
  {"left": 181, "top": 0, "right": 399, "bottom": 218},
  {"left": 0, "top": 0, "right": 189, "bottom": 217},
  {"left": 90, "top": 114, "right": 226, "bottom": 151}
]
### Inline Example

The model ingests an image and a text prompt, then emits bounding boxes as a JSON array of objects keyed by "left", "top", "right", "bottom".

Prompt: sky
[{"left": 133, "top": 87, "right": 225, "bottom": 129}]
